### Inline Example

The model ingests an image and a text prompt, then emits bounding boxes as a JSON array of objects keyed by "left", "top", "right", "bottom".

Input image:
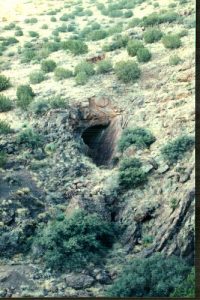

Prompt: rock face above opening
[{"left": 71, "top": 96, "right": 124, "bottom": 166}]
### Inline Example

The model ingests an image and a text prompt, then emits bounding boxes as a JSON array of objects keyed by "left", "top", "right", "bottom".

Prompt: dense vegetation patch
[
  {"left": 54, "top": 67, "right": 73, "bottom": 80},
  {"left": 136, "top": 48, "right": 151, "bottom": 62},
  {"left": 96, "top": 60, "right": 113, "bottom": 74},
  {"left": 106, "top": 253, "right": 191, "bottom": 297},
  {"left": 170, "top": 267, "right": 195, "bottom": 297},
  {"left": 143, "top": 28, "right": 163, "bottom": 43},
  {"left": 61, "top": 39, "right": 88, "bottom": 55},
  {"left": 127, "top": 40, "right": 144, "bottom": 57},
  {"left": 33, "top": 210, "right": 115, "bottom": 271},
  {"left": 0, "top": 95, "right": 13, "bottom": 112},
  {"left": 29, "top": 71, "right": 45, "bottom": 84},
  {"left": 162, "top": 34, "right": 182, "bottom": 49},
  {"left": 0, "top": 121, "right": 13, "bottom": 135},
  {"left": 17, "top": 127, "right": 43, "bottom": 149},
  {"left": 41, "top": 60, "right": 57, "bottom": 73},
  {"left": 115, "top": 61, "right": 140, "bottom": 83},
  {"left": 16, "top": 85, "right": 35, "bottom": 109},
  {"left": 118, "top": 127, "right": 155, "bottom": 152},
  {"left": 119, "top": 157, "right": 147, "bottom": 189},
  {"left": 161, "top": 135, "right": 194, "bottom": 164},
  {"left": 0, "top": 75, "right": 11, "bottom": 91}
]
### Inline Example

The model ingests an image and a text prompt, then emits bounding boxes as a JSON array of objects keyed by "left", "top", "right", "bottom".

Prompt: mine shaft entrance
[
  {"left": 81, "top": 116, "right": 122, "bottom": 166},
  {"left": 81, "top": 124, "right": 110, "bottom": 166}
]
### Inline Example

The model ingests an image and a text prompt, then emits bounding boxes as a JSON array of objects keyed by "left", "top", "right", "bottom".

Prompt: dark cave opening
[{"left": 81, "top": 124, "right": 110, "bottom": 165}]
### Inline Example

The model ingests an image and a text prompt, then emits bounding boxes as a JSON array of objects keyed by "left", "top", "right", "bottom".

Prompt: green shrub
[
  {"left": 142, "top": 11, "right": 179, "bottom": 26},
  {"left": 108, "top": 23, "right": 123, "bottom": 35},
  {"left": 30, "top": 99, "right": 50, "bottom": 115},
  {"left": 54, "top": 67, "right": 73, "bottom": 80},
  {"left": 61, "top": 39, "right": 88, "bottom": 55},
  {"left": 97, "top": 60, "right": 113, "bottom": 74},
  {"left": 15, "top": 29, "right": 23, "bottom": 36},
  {"left": 0, "top": 121, "right": 13, "bottom": 135},
  {"left": 91, "top": 22, "right": 101, "bottom": 30},
  {"left": 75, "top": 61, "right": 95, "bottom": 76},
  {"left": 16, "top": 85, "right": 35, "bottom": 109},
  {"left": 49, "top": 96, "right": 69, "bottom": 109},
  {"left": 88, "top": 30, "right": 108, "bottom": 41},
  {"left": 4, "top": 22, "right": 16, "bottom": 30},
  {"left": 170, "top": 267, "right": 195, "bottom": 297},
  {"left": 24, "top": 18, "right": 38, "bottom": 24},
  {"left": 33, "top": 210, "right": 115, "bottom": 271},
  {"left": 143, "top": 28, "right": 163, "bottom": 43},
  {"left": 50, "top": 16, "right": 57, "bottom": 22},
  {"left": 115, "top": 61, "right": 141, "bottom": 83},
  {"left": 106, "top": 253, "right": 191, "bottom": 297},
  {"left": 0, "top": 75, "right": 11, "bottom": 91},
  {"left": 109, "top": 10, "right": 123, "bottom": 18},
  {"left": 41, "top": 59, "right": 56, "bottom": 73},
  {"left": 0, "top": 95, "right": 13, "bottom": 112},
  {"left": 0, "top": 152, "right": 7, "bottom": 168},
  {"left": 29, "top": 31, "right": 39, "bottom": 38},
  {"left": 119, "top": 157, "right": 147, "bottom": 189},
  {"left": 60, "top": 13, "right": 69, "bottom": 21},
  {"left": 161, "top": 135, "right": 194, "bottom": 164},
  {"left": 127, "top": 40, "right": 144, "bottom": 57},
  {"left": 2, "top": 37, "right": 18, "bottom": 46},
  {"left": 21, "top": 49, "right": 36, "bottom": 63},
  {"left": 128, "top": 18, "right": 141, "bottom": 28},
  {"left": 162, "top": 34, "right": 182, "bottom": 49},
  {"left": 124, "top": 10, "right": 133, "bottom": 18},
  {"left": 43, "top": 42, "right": 60, "bottom": 53},
  {"left": 56, "top": 24, "right": 68, "bottom": 33},
  {"left": 41, "top": 24, "right": 48, "bottom": 29},
  {"left": 29, "top": 71, "right": 45, "bottom": 84},
  {"left": 75, "top": 71, "right": 89, "bottom": 85},
  {"left": 118, "top": 127, "right": 156, "bottom": 152},
  {"left": 17, "top": 127, "right": 43, "bottom": 149},
  {"left": 169, "top": 55, "right": 182, "bottom": 65},
  {"left": 137, "top": 47, "right": 151, "bottom": 62},
  {"left": 103, "top": 35, "right": 128, "bottom": 52}
]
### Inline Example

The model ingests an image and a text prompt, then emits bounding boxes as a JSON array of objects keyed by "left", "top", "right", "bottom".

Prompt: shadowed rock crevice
[{"left": 81, "top": 116, "right": 122, "bottom": 166}]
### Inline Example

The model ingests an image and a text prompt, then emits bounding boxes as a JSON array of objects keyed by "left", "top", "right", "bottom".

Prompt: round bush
[
  {"left": 0, "top": 75, "right": 11, "bottom": 91},
  {"left": 74, "top": 61, "right": 95, "bottom": 76},
  {"left": 29, "top": 71, "right": 45, "bottom": 84},
  {"left": 143, "top": 28, "right": 163, "bottom": 43},
  {"left": 119, "top": 157, "right": 147, "bottom": 189},
  {"left": 118, "top": 127, "right": 156, "bottom": 152},
  {"left": 33, "top": 210, "right": 115, "bottom": 271},
  {"left": 0, "top": 95, "right": 13, "bottom": 112},
  {"left": 88, "top": 30, "right": 108, "bottom": 41},
  {"left": 137, "top": 48, "right": 151, "bottom": 62},
  {"left": 97, "top": 60, "right": 113, "bottom": 74},
  {"left": 106, "top": 253, "right": 191, "bottom": 297},
  {"left": 161, "top": 135, "right": 194, "bottom": 164},
  {"left": 29, "top": 31, "right": 39, "bottom": 38},
  {"left": 124, "top": 10, "right": 133, "bottom": 18},
  {"left": 17, "top": 127, "right": 43, "bottom": 148},
  {"left": 162, "top": 34, "right": 181, "bottom": 49},
  {"left": 15, "top": 29, "right": 23, "bottom": 36},
  {"left": 169, "top": 55, "right": 182, "bottom": 65},
  {"left": 16, "top": 85, "right": 35, "bottom": 109},
  {"left": 115, "top": 61, "right": 141, "bottom": 83},
  {"left": 75, "top": 71, "right": 89, "bottom": 85},
  {"left": 127, "top": 40, "right": 144, "bottom": 57},
  {"left": 61, "top": 39, "right": 88, "bottom": 55},
  {"left": 41, "top": 60, "right": 57, "bottom": 73},
  {"left": 0, "top": 121, "right": 13, "bottom": 135},
  {"left": 54, "top": 67, "right": 73, "bottom": 80}
]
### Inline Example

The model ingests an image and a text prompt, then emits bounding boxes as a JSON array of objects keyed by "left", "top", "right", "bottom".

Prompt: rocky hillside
[{"left": 0, "top": 0, "right": 195, "bottom": 297}]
